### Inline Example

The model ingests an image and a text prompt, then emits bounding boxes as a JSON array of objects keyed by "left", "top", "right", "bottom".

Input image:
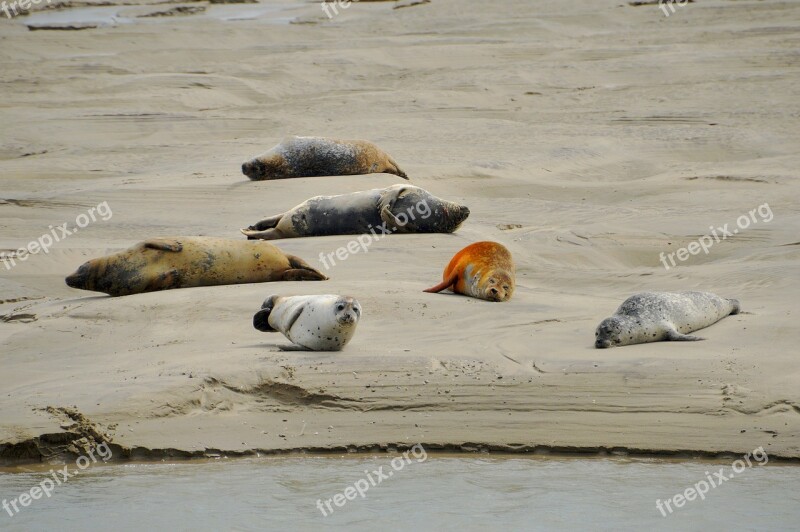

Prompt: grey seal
[
  {"left": 253, "top": 294, "right": 361, "bottom": 351},
  {"left": 240, "top": 184, "right": 470, "bottom": 240},
  {"left": 595, "top": 291, "right": 740, "bottom": 348},
  {"left": 241, "top": 136, "right": 408, "bottom": 180},
  {"left": 65, "top": 237, "right": 327, "bottom": 297}
]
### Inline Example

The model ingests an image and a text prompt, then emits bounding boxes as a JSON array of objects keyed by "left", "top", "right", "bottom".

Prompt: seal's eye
[
  {"left": 489, "top": 278, "right": 496, "bottom": 284},
  {"left": 353, "top": 307, "right": 360, "bottom": 315},
  {"left": 337, "top": 304, "right": 345, "bottom": 311},
  {"left": 502, "top": 285, "right": 509, "bottom": 290}
]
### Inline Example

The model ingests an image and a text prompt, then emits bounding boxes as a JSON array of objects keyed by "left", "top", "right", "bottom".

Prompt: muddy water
[{"left": 1, "top": 455, "right": 799, "bottom": 530}]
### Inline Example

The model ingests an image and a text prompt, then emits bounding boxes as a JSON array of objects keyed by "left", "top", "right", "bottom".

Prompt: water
[
  {"left": 21, "top": 3, "right": 304, "bottom": 29},
  {"left": 1, "top": 455, "right": 798, "bottom": 531}
]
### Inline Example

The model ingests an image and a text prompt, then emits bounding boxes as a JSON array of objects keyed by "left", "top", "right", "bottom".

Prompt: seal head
[
  {"left": 595, "top": 316, "right": 627, "bottom": 348},
  {"left": 334, "top": 296, "right": 361, "bottom": 327},
  {"left": 379, "top": 185, "right": 470, "bottom": 234}
]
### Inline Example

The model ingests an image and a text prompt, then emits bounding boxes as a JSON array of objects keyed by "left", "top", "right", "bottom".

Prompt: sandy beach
[{"left": 1, "top": 0, "right": 799, "bottom": 463}]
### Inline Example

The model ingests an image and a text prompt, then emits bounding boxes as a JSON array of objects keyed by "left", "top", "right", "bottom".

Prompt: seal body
[
  {"left": 424, "top": 241, "right": 515, "bottom": 302},
  {"left": 65, "top": 237, "right": 327, "bottom": 297},
  {"left": 595, "top": 291, "right": 740, "bottom": 348},
  {"left": 241, "top": 136, "right": 408, "bottom": 180},
  {"left": 253, "top": 294, "right": 361, "bottom": 351},
  {"left": 241, "top": 184, "right": 470, "bottom": 240}
]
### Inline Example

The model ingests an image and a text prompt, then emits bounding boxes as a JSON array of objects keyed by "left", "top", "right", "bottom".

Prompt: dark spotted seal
[
  {"left": 241, "top": 136, "right": 408, "bottom": 180},
  {"left": 241, "top": 184, "right": 469, "bottom": 240}
]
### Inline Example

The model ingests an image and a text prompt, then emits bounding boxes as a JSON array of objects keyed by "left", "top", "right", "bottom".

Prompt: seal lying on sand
[
  {"left": 241, "top": 184, "right": 470, "bottom": 240},
  {"left": 65, "top": 237, "right": 327, "bottom": 297},
  {"left": 241, "top": 136, "right": 408, "bottom": 180},
  {"left": 424, "top": 241, "right": 515, "bottom": 302},
  {"left": 595, "top": 291, "right": 740, "bottom": 348},
  {"left": 253, "top": 294, "right": 361, "bottom": 351}
]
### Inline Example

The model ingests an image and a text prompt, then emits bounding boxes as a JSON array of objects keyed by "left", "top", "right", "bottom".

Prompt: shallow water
[
  {"left": 1, "top": 455, "right": 799, "bottom": 531},
  {"left": 22, "top": 3, "right": 304, "bottom": 29}
]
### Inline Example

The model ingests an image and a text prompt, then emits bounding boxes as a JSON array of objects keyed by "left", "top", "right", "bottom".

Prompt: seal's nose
[
  {"left": 65, "top": 263, "right": 89, "bottom": 289},
  {"left": 595, "top": 339, "right": 611, "bottom": 349},
  {"left": 242, "top": 161, "right": 251, "bottom": 176}
]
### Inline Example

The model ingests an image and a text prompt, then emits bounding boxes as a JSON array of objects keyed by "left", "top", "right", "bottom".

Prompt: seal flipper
[
  {"left": 144, "top": 239, "right": 183, "bottom": 252},
  {"left": 143, "top": 268, "right": 182, "bottom": 293},
  {"left": 387, "top": 157, "right": 409, "bottom": 180},
  {"left": 282, "top": 256, "right": 328, "bottom": 281},
  {"left": 253, "top": 296, "right": 279, "bottom": 332},
  {"left": 282, "top": 269, "right": 328, "bottom": 281},
  {"left": 424, "top": 272, "right": 458, "bottom": 293},
  {"left": 240, "top": 228, "right": 285, "bottom": 240},
  {"left": 666, "top": 328, "right": 704, "bottom": 342},
  {"left": 246, "top": 214, "right": 284, "bottom": 232},
  {"left": 380, "top": 205, "right": 407, "bottom": 233}
]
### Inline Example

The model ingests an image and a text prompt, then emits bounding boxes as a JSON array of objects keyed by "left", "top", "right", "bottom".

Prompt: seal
[
  {"left": 253, "top": 294, "right": 361, "bottom": 351},
  {"left": 424, "top": 241, "right": 515, "bottom": 302},
  {"left": 65, "top": 236, "right": 328, "bottom": 297},
  {"left": 240, "top": 184, "right": 470, "bottom": 240},
  {"left": 594, "top": 291, "right": 741, "bottom": 348},
  {"left": 241, "top": 136, "right": 408, "bottom": 180}
]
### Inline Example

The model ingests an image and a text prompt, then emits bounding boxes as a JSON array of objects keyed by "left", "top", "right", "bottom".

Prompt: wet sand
[{"left": 1, "top": 0, "right": 799, "bottom": 463}]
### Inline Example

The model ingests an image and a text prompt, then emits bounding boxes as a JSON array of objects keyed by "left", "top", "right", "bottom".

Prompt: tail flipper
[
  {"left": 387, "top": 157, "right": 409, "bottom": 180},
  {"left": 253, "top": 296, "right": 278, "bottom": 332},
  {"left": 424, "top": 273, "right": 458, "bottom": 294},
  {"left": 286, "top": 255, "right": 328, "bottom": 281}
]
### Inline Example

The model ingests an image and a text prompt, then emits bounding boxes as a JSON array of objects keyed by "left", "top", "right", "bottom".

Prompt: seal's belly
[{"left": 147, "top": 247, "right": 284, "bottom": 287}]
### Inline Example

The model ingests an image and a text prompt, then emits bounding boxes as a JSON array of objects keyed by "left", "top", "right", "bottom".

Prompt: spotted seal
[
  {"left": 595, "top": 291, "right": 740, "bottom": 348},
  {"left": 241, "top": 136, "right": 408, "bottom": 180},
  {"left": 241, "top": 184, "right": 469, "bottom": 240},
  {"left": 253, "top": 294, "right": 361, "bottom": 351}
]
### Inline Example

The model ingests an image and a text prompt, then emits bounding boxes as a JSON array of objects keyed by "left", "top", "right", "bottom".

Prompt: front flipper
[
  {"left": 282, "top": 269, "right": 328, "bottom": 281},
  {"left": 144, "top": 239, "right": 183, "bottom": 252},
  {"left": 247, "top": 214, "right": 284, "bottom": 231},
  {"left": 144, "top": 268, "right": 182, "bottom": 293},
  {"left": 424, "top": 272, "right": 458, "bottom": 294},
  {"left": 240, "top": 228, "right": 285, "bottom": 240},
  {"left": 380, "top": 205, "right": 406, "bottom": 233},
  {"left": 666, "top": 328, "right": 704, "bottom": 342}
]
